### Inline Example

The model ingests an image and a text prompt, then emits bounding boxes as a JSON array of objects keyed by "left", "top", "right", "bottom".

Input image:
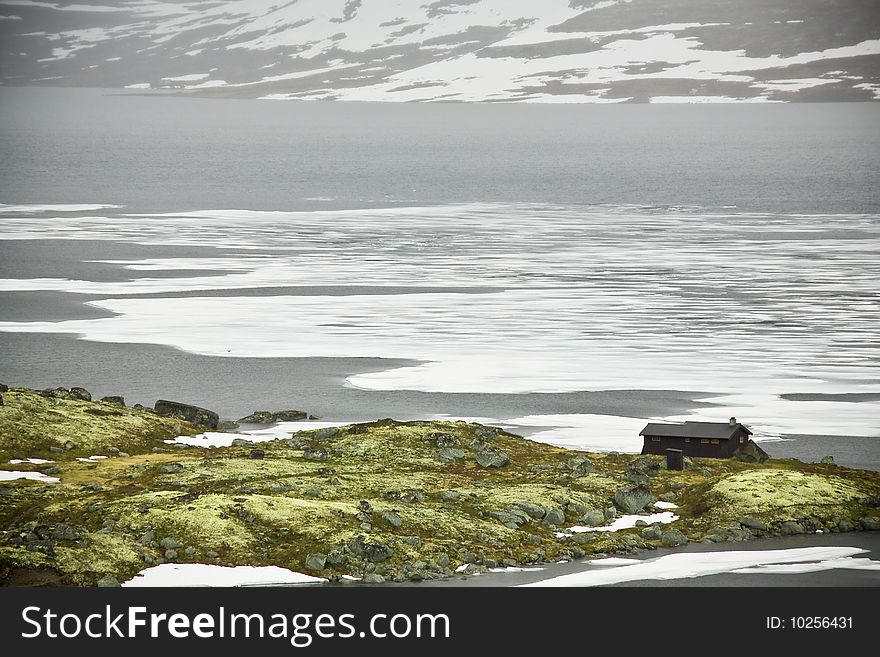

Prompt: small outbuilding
[{"left": 639, "top": 417, "right": 753, "bottom": 459}]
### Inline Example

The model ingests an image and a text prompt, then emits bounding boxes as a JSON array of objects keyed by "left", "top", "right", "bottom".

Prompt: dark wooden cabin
[{"left": 639, "top": 417, "right": 752, "bottom": 458}]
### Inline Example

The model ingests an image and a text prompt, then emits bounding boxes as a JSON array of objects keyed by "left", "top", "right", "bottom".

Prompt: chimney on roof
[{"left": 729, "top": 417, "right": 737, "bottom": 426}]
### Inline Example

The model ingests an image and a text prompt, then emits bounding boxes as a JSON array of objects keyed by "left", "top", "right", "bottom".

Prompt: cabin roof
[{"left": 639, "top": 421, "right": 753, "bottom": 440}]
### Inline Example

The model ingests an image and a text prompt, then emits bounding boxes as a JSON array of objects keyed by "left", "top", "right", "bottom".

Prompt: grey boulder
[
  {"left": 613, "top": 483, "right": 654, "bottom": 514},
  {"left": 154, "top": 400, "right": 219, "bottom": 429},
  {"left": 475, "top": 448, "right": 510, "bottom": 468}
]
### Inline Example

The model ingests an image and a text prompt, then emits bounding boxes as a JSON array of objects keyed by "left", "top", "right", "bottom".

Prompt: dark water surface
[{"left": 2, "top": 88, "right": 878, "bottom": 214}]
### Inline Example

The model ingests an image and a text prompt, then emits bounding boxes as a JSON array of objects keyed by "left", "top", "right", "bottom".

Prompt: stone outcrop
[
  {"left": 475, "top": 448, "right": 510, "bottom": 468},
  {"left": 238, "top": 410, "right": 310, "bottom": 423},
  {"left": 154, "top": 400, "right": 219, "bottom": 429},
  {"left": 732, "top": 440, "right": 770, "bottom": 464},
  {"left": 38, "top": 386, "right": 92, "bottom": 401},
  {"left": 613, "top": 483, "right": 654, "bottom": 514}
]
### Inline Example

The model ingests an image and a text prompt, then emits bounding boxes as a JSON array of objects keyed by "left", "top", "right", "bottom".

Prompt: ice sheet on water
[
  {"left": 1, "top": 203, "right": 878, "bottom": 442},
  {"left": 521, "top": 547, "right": 879, "bottom": 586}
]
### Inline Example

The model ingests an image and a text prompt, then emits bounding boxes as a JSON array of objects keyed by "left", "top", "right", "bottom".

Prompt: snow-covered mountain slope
[{"left": 1, "top": 0, "right": 878, "bottom": 102}]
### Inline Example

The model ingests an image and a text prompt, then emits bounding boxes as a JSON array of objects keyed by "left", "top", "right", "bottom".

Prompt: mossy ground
[
  {"left": 0, "top": 388, "right": 204, "bottom": 460},
  {"left": 1, "top": 388, "right": 878, "bottom": 586}
]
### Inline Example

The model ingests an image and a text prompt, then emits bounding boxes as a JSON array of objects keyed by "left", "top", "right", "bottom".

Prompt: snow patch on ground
[
  {"left": 565, "top": 511, "right": 678, "bottom": 534},
  {"left": 0, "top": 470, "right": 59, "bottom": 483},
  {"left": 122, "top": 563, "right": 327, "bottom": 587}
]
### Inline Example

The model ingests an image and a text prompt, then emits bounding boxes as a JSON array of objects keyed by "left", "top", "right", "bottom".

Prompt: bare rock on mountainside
[{"left": 3, "top": 1, "right": 878, "bottom": 103}]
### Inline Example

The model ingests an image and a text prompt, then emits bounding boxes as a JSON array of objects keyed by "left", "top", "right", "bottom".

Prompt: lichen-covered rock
[
  {"left": 779, "top": 521, "right": 806, "bottom": 535},
  {"left": 580, "top": 509, "right": 605, "bottom": 526},
  {"left": 68, "top": 387, "right": 92, "bottom": 401},
  {"left": 401, "top": 536, "right": 422, "bottom": 548},
  {"left": 347, "top": 536, "right": 393, "bottom": 563},
  {"left": 154, "top": 400, "right": 219, "bottom": 429},
  {"left": 614, "top": 483, "right": 654, "bottom": 514},
  {"left": 383, "top": 489, "right": 425, "bottom": 504},
  {"left": 238, "top": 410, "right": 309, "bottom": 423},
  {"left": 488, "top": 510, "right": 528, "bottom": 530},
  {"left": 641, "top": 526, "right": 663, "bottom": 540},
  {"left": 429, "top": 432, "right": 457, "bottom": 447},
  {"left": 512, "top": 502, "right": 546, "bottom": 519},
  {"left": 543, "top": 507, "right": 566, "bottom": 526},
  {"left": 326, "top": 550, "right": 348, "bottom": 567},
  {"left": 738, "top": 516, "right": 767, "bottom": 531},
  {"left": 305, "top": 553, "right": 327, "bottom": 571},
  {"left": 51, "top": 523, "right": 82, "bottom": 541},
  {"left": 660, "top": 529, "right": 689, "bottom": 547},
  {"left": 380, "top": 510, "right": 403, "bottom": 528},
  {"left": 39, "top": 386, "right": 91, "bottom": 401},
  {"left": 313, "top": 427, "right": 339, "bottom": 440},
  {"left": 101, "top": 396, "right": 125, "bottom": 406},
  {"left": 302, "top": 446, "right": 328, "bottom": 461},
  {"left": 437, "top": 447, "right": 466, "bottom": 462},
  {"left": 475, "top": 448, "right": 509, "bottom": 468},
  {"left": 474, "top": 426, "right": 499, "bottom": 440},
  {"left": 569, "top": 533, "right": 597, "bottom": 545},
  {"left": 860, "top": 517, "right": 880, "bottom": 531},
  {"left": 626, "top": 457, "right": 661, "bottom": 478},
  {"left": 732, "top": 440, "right": 770, "bottom": 464},
  {"left": 558, "top": 455, "right": 594, "bottom": 478}
]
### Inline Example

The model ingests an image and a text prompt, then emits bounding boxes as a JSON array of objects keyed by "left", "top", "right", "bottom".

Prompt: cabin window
[
  {"left": 740, "top": 436, "right": 745, "bottom": 443},
  {"left": 711, "top": 439, "right": 720, "bottom": 444},
  {"left": 700, "top": 439, "right": 709, "bottom": 444},
  {"left": 651, "top": 437, "right": 660, "bottom": 442},
  {"left": 685, "top": 438, "right": 691, "bottom": 443}
]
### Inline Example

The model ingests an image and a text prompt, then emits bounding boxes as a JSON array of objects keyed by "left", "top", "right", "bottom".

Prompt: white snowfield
[
  {"left": 0, "top": 470, "right": 60, "bottom": 483},
  {"left": 122, "top": 563, "right": 327, "bottom": 587},
  {"left": 3, "top": 0, "right": 878, "bottom": 102}
]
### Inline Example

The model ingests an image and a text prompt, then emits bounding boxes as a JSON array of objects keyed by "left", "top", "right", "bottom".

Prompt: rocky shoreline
[{"left": 1, "top": 385, "right": 879, "bottom": 587}]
